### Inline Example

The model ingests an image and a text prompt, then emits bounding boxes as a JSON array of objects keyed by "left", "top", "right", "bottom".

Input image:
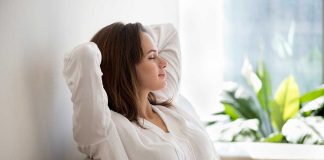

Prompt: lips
[{"left": 158, "top": 73, "right": 166, "bottom": 78}]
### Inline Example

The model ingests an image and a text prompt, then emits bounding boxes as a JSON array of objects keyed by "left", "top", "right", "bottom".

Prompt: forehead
[{"left": 141, "top": 32, "right": 157, "bottom": 52}]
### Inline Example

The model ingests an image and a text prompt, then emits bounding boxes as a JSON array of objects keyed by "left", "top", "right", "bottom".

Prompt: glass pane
[{"left": 223, "top": 0, "right": 322, "bottom": 94}]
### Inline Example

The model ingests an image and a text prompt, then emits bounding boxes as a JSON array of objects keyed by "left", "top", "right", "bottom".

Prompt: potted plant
[{"left": 208, "top": 58, "right": 324, "bottom": 159}]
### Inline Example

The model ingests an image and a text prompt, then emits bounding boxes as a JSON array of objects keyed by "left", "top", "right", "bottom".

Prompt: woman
[{"left": 63, "top": 22, "right": 218, "bottom": 160}]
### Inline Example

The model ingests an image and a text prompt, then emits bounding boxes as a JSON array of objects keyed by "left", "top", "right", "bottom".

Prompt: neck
[{"left": 138, "top": 90, "right": 155, "bottom": 119}]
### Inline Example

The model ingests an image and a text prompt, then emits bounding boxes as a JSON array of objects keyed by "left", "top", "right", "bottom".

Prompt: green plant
[{"left": 209, "top": 58, "right": 324, "bottom": 144}]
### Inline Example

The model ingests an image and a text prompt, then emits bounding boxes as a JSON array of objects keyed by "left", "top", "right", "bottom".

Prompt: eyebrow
[{"left": 146, "top": 49, "right": 157, "bottom": 54}]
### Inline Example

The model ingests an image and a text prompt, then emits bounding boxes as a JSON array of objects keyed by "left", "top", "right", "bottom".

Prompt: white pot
[{"left": 214, "top": 142, "right": 324, "bottom": 160}]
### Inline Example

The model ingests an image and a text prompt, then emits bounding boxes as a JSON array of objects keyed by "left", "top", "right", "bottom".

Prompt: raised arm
[
  {"left": 63, "top": 42, "right": 127, "bottom": 159},
  {"left": 145, "top": 24, "right": 182, "bottom": 102}
]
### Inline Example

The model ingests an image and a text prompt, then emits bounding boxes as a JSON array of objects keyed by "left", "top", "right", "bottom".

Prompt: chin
[
  {"left": 152, "top": 82, "right": 167, "bottom": 91},
  {"left": 160, "top": 81, "right": 167, "bottom": 89}
]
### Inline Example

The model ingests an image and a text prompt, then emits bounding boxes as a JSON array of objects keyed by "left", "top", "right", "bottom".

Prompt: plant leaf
[
  {"left": 223, "top": 102, "right": 241, "bottom": 120},
  {"left": 214, "top": 118, "right": 262, "bottom": 142},
  {"left": 282, "top": 117, "right": 324, "bottom": 144},
  {"left": 241, "top": 58, "right": 262, "bottom": 93},
  {"left": 205, "top": 121, "right": 217, "bottom": 126},
  {"left": 300, "top": 96, "right": 324, "bottom": 117},
  {"left": 272, "top": 76, "right": 300, "bottom": 131},
  {"left": 220, "top": 82, "right": 273, "bottom": 136},
  {"left": 261, "top": 132, "right": 284, "bottom": 143},
  {"left": 212, "top": 111, "right": 226, "bottom": 116},
  {"left": 270, "top": 100, "right": 284, "bottom": 131},
  {"left": 256, "top": 60, "right": 272, "bottom": 116},
  {"left": 300, "top": 87, "right": 324, "bottom": 104}
]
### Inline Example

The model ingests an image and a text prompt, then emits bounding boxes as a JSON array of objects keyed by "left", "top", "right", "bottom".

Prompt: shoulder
[
  {"left": 155, "top": 96, "right": 204, "bottom": 128},
  {"left": 110, "top": 111, "right": 139, "bottom": 130},
  {"left": 111, "top": 111, "right": 130, "bottom": 124}
]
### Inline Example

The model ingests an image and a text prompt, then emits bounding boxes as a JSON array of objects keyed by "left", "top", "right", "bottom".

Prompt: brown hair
[{"left": 90, "top": 22, "right": 172, "bottom": 127}]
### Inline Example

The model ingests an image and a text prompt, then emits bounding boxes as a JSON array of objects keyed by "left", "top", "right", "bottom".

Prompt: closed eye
[
  {"left": 148, "top": 51, "right": 158, "bottom": 60},
  {"left": 149, "top": 56, "right": 157, "bottom": 60}
]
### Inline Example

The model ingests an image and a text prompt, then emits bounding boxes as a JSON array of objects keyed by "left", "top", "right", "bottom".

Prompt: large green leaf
[
  {"left": 256, "top": 60, "right": 272, "bottom": 116},
  {"left": 272, "top": 76, "right": 300, "bottom": 131},
  {"left": 220, "top": 82, "right": 273, "bottom": 136}
]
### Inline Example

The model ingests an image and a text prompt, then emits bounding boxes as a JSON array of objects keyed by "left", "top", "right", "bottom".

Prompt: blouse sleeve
[
  {"left": 145, "top": 24, "right": 182, "bottom": 102},
  {"left": 63, "top": 42, "right": 128, "bottom": 159}
]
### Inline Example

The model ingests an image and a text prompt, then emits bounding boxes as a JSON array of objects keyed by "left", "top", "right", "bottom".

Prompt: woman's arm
[
  {"left": 145, "top": 24, "right": 182, "bottom": 102},
  {"left": 63, "top": 42, "right": 127, "bottom": 159}
]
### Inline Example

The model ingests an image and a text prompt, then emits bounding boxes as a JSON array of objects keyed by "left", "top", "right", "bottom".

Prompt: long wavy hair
[{"left": 90, "top": 22, "right": 172, "bottom": 127}]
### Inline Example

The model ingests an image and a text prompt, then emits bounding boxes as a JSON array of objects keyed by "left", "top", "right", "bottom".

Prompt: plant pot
[{"left": 214, "top": 142, "right": 324, "bottom": 160}]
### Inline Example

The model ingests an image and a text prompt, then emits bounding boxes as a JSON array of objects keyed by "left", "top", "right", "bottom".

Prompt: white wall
[
  {"left": 179, "top": 0, "right": 224, "bottom": 119},
  {"left": 0, "top": 0, "right": 178, "bottom": 159}
]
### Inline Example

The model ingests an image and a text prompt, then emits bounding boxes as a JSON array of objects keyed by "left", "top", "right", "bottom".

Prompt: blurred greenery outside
[
  {"left": 208, "top": 0, "right": 324, "bottom": 145},
  {"left": 223, "top": 0, "right": 322, "bottom": 94}
]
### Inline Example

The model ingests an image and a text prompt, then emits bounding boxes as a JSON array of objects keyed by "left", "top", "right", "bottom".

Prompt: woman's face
[{"left": 135, "top": 32, "right": 168, "bottom": 92}]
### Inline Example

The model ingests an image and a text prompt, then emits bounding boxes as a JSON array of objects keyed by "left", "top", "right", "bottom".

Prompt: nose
[{"left": 159, "top": 57, "right": 167, "bottom": 69}]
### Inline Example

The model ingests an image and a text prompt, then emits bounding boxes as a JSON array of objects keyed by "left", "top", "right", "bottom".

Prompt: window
[{"left": 223, "top": 0, "right": 322, "bottom": 94}]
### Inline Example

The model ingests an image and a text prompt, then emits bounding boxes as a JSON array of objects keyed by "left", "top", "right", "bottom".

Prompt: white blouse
[{"left": 63, "top": 23, "right": 218, "bottom": 160}]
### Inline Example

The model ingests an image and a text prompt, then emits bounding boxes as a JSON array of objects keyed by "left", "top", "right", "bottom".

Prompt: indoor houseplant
[{"left": 208, "top": 58, "right": 324, "bottom": 159}]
